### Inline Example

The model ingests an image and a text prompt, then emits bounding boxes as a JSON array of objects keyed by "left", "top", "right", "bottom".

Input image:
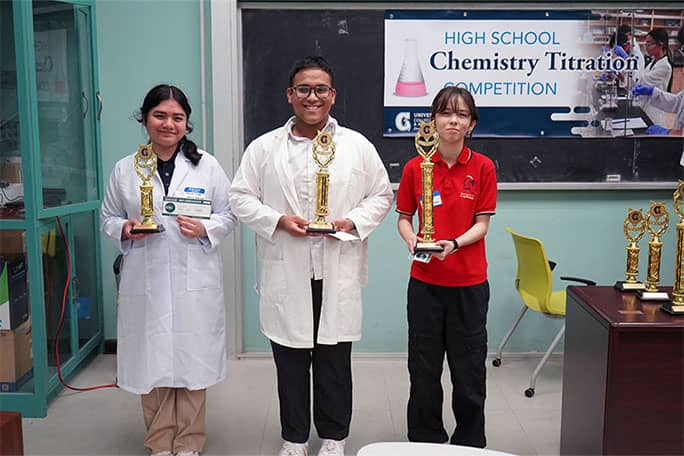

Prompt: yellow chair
[{"left": 493, "top": 227, "right": 595, "bottom": 397}]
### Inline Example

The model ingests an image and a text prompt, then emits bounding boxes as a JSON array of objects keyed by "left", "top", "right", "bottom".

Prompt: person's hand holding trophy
[
  {"left": 414, "top": 120, "right": 444, "bottom": 253},
  {"left": 130, "top": 144, "right": 165, "bottom": 235}
]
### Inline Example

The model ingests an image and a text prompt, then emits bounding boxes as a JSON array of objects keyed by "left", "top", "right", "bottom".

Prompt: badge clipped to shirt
[
  {"left": 419, "top": 191, "right": 442, "bottom": 207},
  {"left": 162, "top": 196, "right": 212, "bottom": 219}
]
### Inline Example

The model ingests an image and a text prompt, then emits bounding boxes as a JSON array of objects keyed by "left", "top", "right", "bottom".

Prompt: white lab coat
[
  {"left": 101, "top": 148, "right": 237, "bottom": 394},
  {"left": 637, "top": 57, "right": 672, "bottom": 126},
  {"left": 650, "top": 88, "right": 684, "bottom": 166},
  {"left": 229, "top": 118, "right": 393, "bottom": 348}
]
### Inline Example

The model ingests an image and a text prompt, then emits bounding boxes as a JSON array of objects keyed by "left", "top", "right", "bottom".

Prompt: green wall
[
  {"left": 96, "top": 0, "right": 203, "bottom": 338},
  {"left": 96, "top": 0, "right": 679, "bottom": 353},
  {"left": 242, "top": 191, "right": 677, "bottom": 352}
]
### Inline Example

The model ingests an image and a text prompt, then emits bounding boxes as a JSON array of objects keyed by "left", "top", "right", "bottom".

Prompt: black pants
[
  {"left": 407, "top": 277, "right": 489, "bottom": 448},
  {"left": 270, "top": 279, "right": 352, "bottom": 443}
]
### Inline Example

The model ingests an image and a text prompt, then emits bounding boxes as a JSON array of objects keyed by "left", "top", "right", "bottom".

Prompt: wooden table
[
  {"left": 560, "top": 286, "right": 684, "bottom": 455},
  {"left": 0, "top": 411, "right": 23, "bottom": 455}
]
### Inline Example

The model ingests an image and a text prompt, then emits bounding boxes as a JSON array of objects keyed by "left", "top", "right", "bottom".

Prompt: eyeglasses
[
  {"left": 644, "top": 41, "right": 657, "bottom": 48},
  {"left": 291, "top": 85, "right": 334, "bottom": 99}
]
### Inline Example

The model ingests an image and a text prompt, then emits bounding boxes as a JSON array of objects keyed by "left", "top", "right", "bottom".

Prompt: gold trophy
[
  {"left": 414, "top": 120, "right": 443, "bottom": 253},
  {"left": 663, "top": 181, "right": 684, "bottom": 314},
  {"left": 306, "top": 130, "right": 336, "bottom": 234},
  {"left": 615, "top": 208, "right": 646, "bottom": 291},
  {"left": 131, "top": 144, "right": 164, "bottom": 234},
  {"left": 638, "top": 201, "right": 670, "bottom": 301}
]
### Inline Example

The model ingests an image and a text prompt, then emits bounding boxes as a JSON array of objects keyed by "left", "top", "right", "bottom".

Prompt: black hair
[
  {"left": 135, "top": 84, "right": 201, "bottom": 166},
  {"left": 287, "top": 56, "right": 335, "bottom": 88},
  {"left": 647, "top": 28, "right": 671, "bottom": 58},
  {"left": 678, "top": 25, "right": 684, "bottom": 47},
  {"left": 430, "top": 86, "right": 479, "bottom": 138},
  {"left": 647, "top": 28, "right": 673, "bottom": 91}
]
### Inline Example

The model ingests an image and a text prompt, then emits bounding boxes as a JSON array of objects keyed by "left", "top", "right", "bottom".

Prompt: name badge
[
  {"left": 419, "top": 191, "right": 442, "bottom": 207},
  {"left": 183, "top": 186, "right": 206, "bottom": 198},
  {"left": 162, "top": 196, "right": 212, "bottom": 219}
]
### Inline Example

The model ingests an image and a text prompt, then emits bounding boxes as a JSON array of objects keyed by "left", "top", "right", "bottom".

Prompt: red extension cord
[{"left": 54, "top": 215, "right": 117, "bottom": 391}]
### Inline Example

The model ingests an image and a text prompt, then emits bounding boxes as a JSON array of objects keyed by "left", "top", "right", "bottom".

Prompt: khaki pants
[{"left": 141, "top": 387, "right": 207, "bottom": 454}]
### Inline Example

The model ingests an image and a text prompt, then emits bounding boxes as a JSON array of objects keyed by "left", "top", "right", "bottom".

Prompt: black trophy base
[
  {"left": 614, "top": 281, "right": 646, "bottom": 292},
  {"left": 637, "top": 289, "right": 670, "bottom": 302},
  {"left": 306, "top": 224, "right": 336, "bottom": 234},
  {"left": 415, "top": 242, "right": 444, "bottom": 253},
  {"left": 660, "top": 302, "right": 684, "bottom": 315},
  {"left": 130, "top": 224, "right": 165, "bottom": 234}
]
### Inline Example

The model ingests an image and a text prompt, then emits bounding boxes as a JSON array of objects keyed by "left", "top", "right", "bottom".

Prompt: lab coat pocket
[
  {"left": 337, "top": 243, "right": 362, "bottom": 301},
  {"left": 119, "top": 248, "right": 146, "bottom": 296},
  {"left": 187, "top": 245, "right": 221, "bottom": 290},
  {"left": 259, "top": 259, "right": 288, "bottom": 300}
]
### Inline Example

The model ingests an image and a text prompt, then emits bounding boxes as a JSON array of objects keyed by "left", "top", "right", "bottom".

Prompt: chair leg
[
  {"left": 493, "top": 305, "right": 528, "bottom": 366},
  {"left": 526, "top": 323, "right": 565, "bottom": 397}
]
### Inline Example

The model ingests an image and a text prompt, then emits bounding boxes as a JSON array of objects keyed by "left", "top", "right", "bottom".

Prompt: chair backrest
[{"left": 507, "top": 227, "right": 554, "bottom": 314}]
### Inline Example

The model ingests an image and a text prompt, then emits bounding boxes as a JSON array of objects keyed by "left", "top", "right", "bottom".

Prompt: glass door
[
  {"left": 32, "top": 0, "right": 99, "bottom": 211},
  {"left": 0, "top": 0, "right": 103, "bottom": 418}
]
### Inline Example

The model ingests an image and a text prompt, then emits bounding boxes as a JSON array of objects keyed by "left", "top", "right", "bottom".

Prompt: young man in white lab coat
[{"left": 230, "top": 56, "right": 393, "bottom": 456}]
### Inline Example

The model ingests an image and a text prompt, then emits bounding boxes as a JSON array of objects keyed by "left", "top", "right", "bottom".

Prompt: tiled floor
[{"left": 21, "top": 354, "right": 563, "bottom": 455}]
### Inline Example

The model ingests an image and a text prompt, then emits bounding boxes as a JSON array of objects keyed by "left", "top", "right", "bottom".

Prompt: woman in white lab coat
[
  {"left": 101, "top": 84, "right": 236, "bottom": 456},
  {"left": 637, "top": 28, "right": 673, "bottom": 126}
]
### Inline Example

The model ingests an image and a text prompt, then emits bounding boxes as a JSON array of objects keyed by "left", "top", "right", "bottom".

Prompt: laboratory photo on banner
[{"left": 384, "top": 9, "right": 684, "bottom": 139}]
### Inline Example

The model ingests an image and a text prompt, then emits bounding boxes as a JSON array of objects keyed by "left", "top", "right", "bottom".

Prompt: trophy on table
[
  {"left": 638, "top": 201, "right": 670, "bottom": 301},
  {"left": 615, "top": 208, "right": 646, "bottom": 291},
  {"left": 306, "top": 130, "right": 336, "bottom": 234},
  {"left": 663, "top": 181, "right": 684, "bottom": 314},
  {"left": 130, "top": 144, "right": 165, "bottom": 234},
  {"left": 414, "top": 120, "right": 444, "bottom": 253}
]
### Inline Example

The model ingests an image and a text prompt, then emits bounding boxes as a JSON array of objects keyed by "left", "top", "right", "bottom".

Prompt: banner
[{"left": 384, "top": 10, "right": 678, "bottom": 138}]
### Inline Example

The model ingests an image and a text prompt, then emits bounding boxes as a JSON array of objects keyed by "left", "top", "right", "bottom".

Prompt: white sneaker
[
  {"left": 279, "top": 440, "right": 309, "bottom": 456},
  {"left": 317, "top": 439, "right": 345, "bottom": 456},
  {"left": 176, "top": 452, "right": 199, "bottom": 456},
  {"left": 151, "top": 452, "right": 172, "bottom": 456}
]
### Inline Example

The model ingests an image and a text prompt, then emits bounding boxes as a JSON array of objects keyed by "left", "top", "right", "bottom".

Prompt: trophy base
[
  {"left": 637, "top": 290, "right": 670, "bottom": 302},
  {"left": 415, "top": 242, "right": 444, "bottom": 253},
  {"left": 660, "top": 302, "right": 684, "bottom": 315},
  {"left": 306, "top": 224, "right": 336, "bottom": 234},
  {"left": 614, "top": 281, "right": 646, "bottom": 291},
  {"left": 130, "top": 224, "right": 165, "bottom": 234}
]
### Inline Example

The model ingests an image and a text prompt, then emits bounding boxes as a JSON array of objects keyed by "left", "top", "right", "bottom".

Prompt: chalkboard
[{"left": 242, "top": 9, "right": 682, "bottom": 186}]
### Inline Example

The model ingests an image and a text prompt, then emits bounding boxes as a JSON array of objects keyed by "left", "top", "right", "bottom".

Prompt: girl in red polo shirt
[{"left": 396, "top": 87, "right": 497, "bottom": 448}]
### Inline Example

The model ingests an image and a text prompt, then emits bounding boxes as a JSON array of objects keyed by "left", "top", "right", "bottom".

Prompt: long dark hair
[
  {"left": 135, "top": 84, "right": 202, "bottom": 165},
  {"left": 647, "top": 28, "right": 673, "bottom": 92}
]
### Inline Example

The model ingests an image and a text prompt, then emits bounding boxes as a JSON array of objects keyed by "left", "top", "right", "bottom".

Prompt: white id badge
[
  {"left": 412, "top": 252, "right": 433, "bottom": 263},
  {"left": 419, "top": 191, "right": 442, "bottom": 207},
  {"left": 433, "top": 191, "right": 442, "bottom": 206}
]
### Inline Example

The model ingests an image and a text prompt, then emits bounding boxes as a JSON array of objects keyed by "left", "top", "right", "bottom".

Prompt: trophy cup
[
  {"left": 306, "top": 130, "right": 336, "bottom": 234},
  {"left": 615, "top": 208, "right": 646, "bottom": 291},
  {"left": 414, "top": 120, "right": 443, "bottom": 253},
  {"left": 663, "top": 181, "right": 684, "bottom": 314},
  {"left": 130, "top": 144, "right": 165, "bottom": 234},
  {"left": 638, "top": 201, "right": 670, "bottom": 301}
]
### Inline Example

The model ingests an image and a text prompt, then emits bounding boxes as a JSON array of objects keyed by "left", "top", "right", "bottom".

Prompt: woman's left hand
[
  {"left": 433, "top": 239, "right": 457, "bottom": 261},
  {"left": 177, "top": 215, "right": 208, "bottom": 239}
]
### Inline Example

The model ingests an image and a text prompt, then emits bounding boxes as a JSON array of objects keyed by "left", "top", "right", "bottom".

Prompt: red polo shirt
[{"left": 396, "top": 146, "right": 497, "bottom": 287}]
